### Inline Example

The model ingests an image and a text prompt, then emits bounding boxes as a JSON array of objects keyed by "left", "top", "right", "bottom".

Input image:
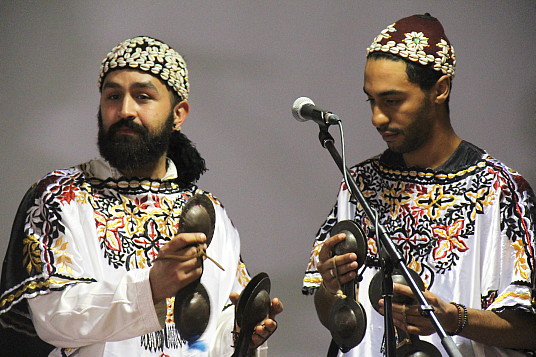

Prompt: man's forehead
[
  {"left": 102, "top": 69, "right": 170, "bottom": 91},
  {"left": 364, "top": 59, "right": 409, "bottom": 82},
  {"left": 365, "top": 57, "right": 406, "bottom": 71},
  {"left": 363, "top": 59, "right": 417, "bottom": 95}
]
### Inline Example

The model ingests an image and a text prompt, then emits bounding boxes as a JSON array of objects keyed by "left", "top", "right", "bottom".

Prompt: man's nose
[
  {"left": 119, "top": 96, "right": 136, "bottom": 119},
  {"left": 371, "top": 105, "right": 389, "bottom": 129}
]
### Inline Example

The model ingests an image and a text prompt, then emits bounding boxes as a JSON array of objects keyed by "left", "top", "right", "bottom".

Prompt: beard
[
  {"left": 97, "top": 110, "right": 174, "bottom": 174},
  {"left": 385, "top": 96, "right": 433, "bottom": 154}
]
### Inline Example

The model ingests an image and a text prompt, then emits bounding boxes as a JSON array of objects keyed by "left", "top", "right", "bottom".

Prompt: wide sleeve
[
  {"left": 28, "top": 268, "right": 161, "bottom": 347},
  {"left": 302, "top": 177, "right": 358, "bottom": 296},
  {"left": 19, "top": 173, "right": 162, "bottom": 348},
  {"left": 0, "top": 185, "right": 55, "bottom": 356},
  {"left": 484, "top": 168, "right": 536, "bottom": 313}
]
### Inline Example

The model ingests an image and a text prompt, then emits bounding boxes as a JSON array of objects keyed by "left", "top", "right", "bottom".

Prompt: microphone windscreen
[{"left": 292, "top": 97, "right": 314, "bottom": 122}]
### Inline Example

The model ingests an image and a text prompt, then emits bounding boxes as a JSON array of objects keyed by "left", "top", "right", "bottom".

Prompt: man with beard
[
  {"left": 302, "top": 14, "right": 536, "bottom": 356},
  {"left": 0, "top": 36, "right": 282, "bottom": 356}
]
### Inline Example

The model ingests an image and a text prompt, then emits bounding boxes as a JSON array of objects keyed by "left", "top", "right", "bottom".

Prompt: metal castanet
[
  {"left": 172, "top": 194, "right": 216, "bottom": 347},
  {"left": 327, "top": 220, "right": 368, "bottom": 352},
  {"left": 369, "top": 269, "right": 442, "bottom": 357},
  {"left": 232, "top": 272, "right": 272, "bottom": 357}
]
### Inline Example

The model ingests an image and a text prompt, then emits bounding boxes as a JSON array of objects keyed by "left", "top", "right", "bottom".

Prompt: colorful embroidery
[
  {"left": 23, "top": 234, "right": 43, "bottom": 276},
  {"left": 17, "top": 167, "right": 197, "bottom": 349},
  {"left": 303, "top": 154, "right": 535, "bottom": 311},
  {"left": 1, "top": 159, "right": 244, "bottom": 356},
  {"left": 431, "top": 220, "right": 467, "bottom": 261}
]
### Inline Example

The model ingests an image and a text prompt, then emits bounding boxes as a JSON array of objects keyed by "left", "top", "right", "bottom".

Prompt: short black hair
[
  {"left": 170, "top": 90, "right": 184, "bottom": 107},
  {"left": 367, "top": 51, "right": 443, "bottom": 91}
]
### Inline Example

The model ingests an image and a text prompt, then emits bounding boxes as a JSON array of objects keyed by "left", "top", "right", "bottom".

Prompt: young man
[
  {"left": 0, "top": 36, "right": 282, "bottom": 356},
  {"left": 303, "top": 14, "right": 536, "bottom": 356}
]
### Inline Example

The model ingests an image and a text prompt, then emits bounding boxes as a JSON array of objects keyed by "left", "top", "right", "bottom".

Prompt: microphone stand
[{"left": 316, "top": 123, "right": 461, "bottom": 357}]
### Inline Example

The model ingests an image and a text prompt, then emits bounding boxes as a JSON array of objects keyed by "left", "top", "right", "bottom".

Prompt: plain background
[{"left": 1, "top": 1, "right": 535, "bottom": 356}]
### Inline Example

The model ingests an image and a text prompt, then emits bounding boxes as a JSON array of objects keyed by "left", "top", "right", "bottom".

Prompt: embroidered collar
[{"left": 380, "top": 140, "right": 485, "bottom": 172}]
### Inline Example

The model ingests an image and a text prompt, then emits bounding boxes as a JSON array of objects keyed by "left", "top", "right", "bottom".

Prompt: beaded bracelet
[{"left": 448, "top": 302, "right": 468, "bottom": 336}]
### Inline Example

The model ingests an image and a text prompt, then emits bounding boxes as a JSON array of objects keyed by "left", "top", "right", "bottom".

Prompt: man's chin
[
  {"left": 109, "top": 134, "right": 142, "bottom": 144},
  {"left": 104, "top": 158, "right": 147, "bottom": 173},
  {"left": 386, "top": 143, "right": 402, "bottom": 153}
]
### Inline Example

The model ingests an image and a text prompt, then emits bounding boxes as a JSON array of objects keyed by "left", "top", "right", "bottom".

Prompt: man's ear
[
  {"left": 172, "top": 100, "right": 189, "bottom": 131},
  {"left": 434, "top": 75, "right": 451, "bottom": 104}
]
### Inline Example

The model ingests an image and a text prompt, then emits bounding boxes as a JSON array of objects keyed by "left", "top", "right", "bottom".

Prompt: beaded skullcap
[
  {"left": 99, "top": 36, "right": 189, "bottom": 100},
  {"left": 367, "top": 13, "right": 456, "bottom": 77}
]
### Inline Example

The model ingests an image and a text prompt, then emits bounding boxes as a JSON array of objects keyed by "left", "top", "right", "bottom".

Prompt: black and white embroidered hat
[
  {"left": 99, "top": 36, "right": 190, "bottom": 100},
  {"left": 367, "top": 13, "right": 456, "bottom": 78}
]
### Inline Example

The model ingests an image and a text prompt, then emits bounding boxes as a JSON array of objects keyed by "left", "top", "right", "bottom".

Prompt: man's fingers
[
  {"left": 165, "top": 232, "right": 207, "bottom": 252},
  {"left": 393, "top": 283, "right": 414, "bottom": 297},
  {"left": 251, "top": 319, "right": 278, "bottom": 347},
  {"left": 318, "top": 233, "right": 347, "bottom": 260},
  {"left": 269, "top": 298, "right": 284, "bottom": 319},
  {"left": 229, "top": 292, "right": 240, "bottom": 305}
]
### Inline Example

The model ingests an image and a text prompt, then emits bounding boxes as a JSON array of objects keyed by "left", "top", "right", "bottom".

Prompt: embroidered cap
[
  {"left": 98, "top": 36, "right": 190, "bottom": 100},
  {"left": 367, "top": 13, "right": 456, "bottom": 77}
]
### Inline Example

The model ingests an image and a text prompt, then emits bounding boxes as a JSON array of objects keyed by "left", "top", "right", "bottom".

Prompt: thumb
[{"left": 229, "top": 292, "right": 240, "bottom": 305}]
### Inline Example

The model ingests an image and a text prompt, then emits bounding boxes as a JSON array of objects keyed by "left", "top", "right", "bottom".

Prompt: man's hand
[
  {"left": 230, "top": 292, "right": 284, "bottom": 349},
  {"left": 376, "top": 283, "right": 536, "bottom": 349},
  {"left": 149, "top": 232, "right": 207, "bottom": 303},
  {"left": 314, "top": 233, "right": 360, "bottom": 327},
  {"left": 377, "top": 283, "right": 458, "bottom": 335},
  {"left": 318, "top": 233, "right": 359, "bottom": 295}
]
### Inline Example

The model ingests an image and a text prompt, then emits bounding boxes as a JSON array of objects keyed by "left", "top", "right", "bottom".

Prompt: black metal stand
[
  {"left": 317, "top": 124, "right": 461, "bottom": 357},
  {"left": 379, "top": 256, "right": 396, "bottom": 356}
]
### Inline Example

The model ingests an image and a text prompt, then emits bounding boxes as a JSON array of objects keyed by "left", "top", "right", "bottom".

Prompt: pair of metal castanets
[
  {"left": 327, "top": 220, "right": 441, "bottom": 356},
  {"left": 167, "top": 194, "right": 271, "bottom": 356}
]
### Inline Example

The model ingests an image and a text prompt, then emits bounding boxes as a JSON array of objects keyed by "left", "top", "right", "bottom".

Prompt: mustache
[
  {"left": 377, "top": 126, "right": 402, "bottom": 135},
  {"left": 108, "top": 119, "right": 147, "bottom": 136}
]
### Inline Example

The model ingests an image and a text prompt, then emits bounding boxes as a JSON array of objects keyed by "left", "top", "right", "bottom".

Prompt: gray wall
[{"left": 1, "top": 1, "right": 535, "bottom": 355}]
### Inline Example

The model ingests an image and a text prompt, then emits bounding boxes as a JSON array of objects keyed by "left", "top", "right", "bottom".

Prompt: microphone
[{"left": 292, "top": 97, "right": 340, "bottom": 125}]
